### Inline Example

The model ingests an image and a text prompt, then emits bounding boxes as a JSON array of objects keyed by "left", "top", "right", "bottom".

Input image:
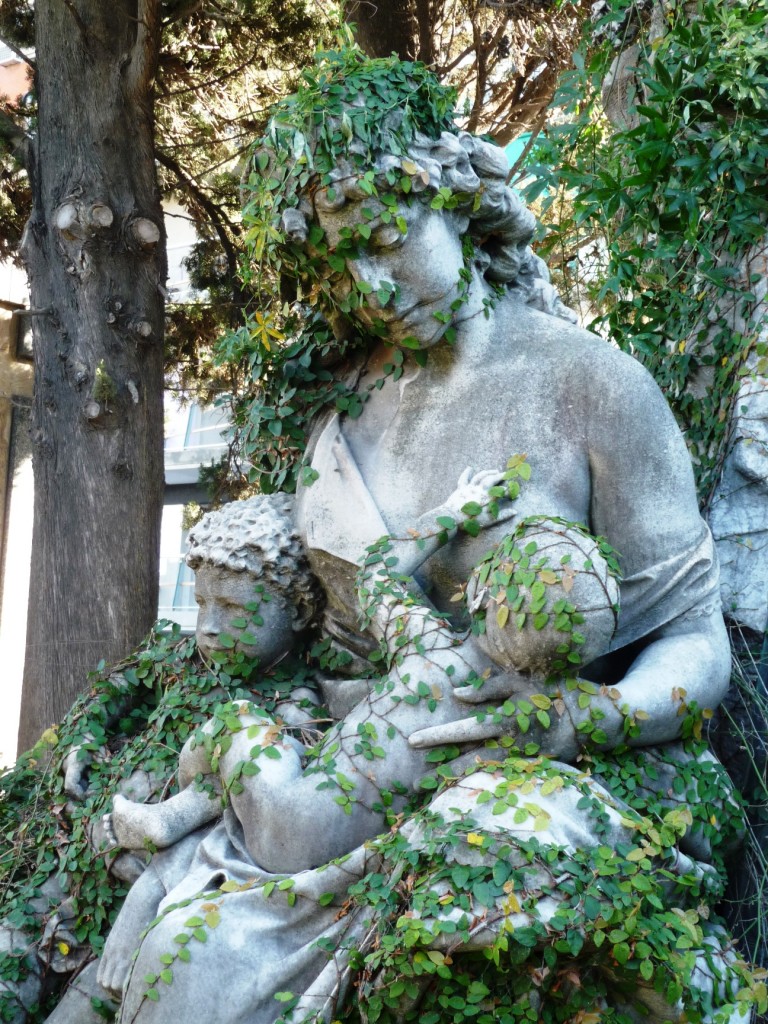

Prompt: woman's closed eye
[{"left": 371, "top": 223, "right": 406, "bottom": 250}]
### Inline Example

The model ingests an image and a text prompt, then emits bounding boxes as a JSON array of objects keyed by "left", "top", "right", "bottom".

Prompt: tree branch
[
  {"left": 0, "top": 35, "right": 36, "bottom": 71},
  {"left": 506, "top": 116, "right": 545, "bottom": 180},
  {"left": 126, "top": 0, "right": 161, "bottom": 97},
  {"left": 154, "top": 146, "right": 240, "bottom": 283}
]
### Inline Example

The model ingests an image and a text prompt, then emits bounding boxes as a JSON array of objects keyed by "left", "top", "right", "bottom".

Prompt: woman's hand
[{"left": 408, "top": 675, "right": 580, "bottom": 762}]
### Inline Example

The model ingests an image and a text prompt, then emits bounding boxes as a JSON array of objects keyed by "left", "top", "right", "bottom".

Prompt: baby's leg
[
  {"left": 109, "top": 710, "right": 232, "bottom": 850},
  {"left": 110, "top": 700, "right": 278, "bottom": 851},
  {"left": 110, "top": 783, "right": 221, "bottom": 850},
  {"left": 98, "top": 862, "right": 167, "bottom": 995}
]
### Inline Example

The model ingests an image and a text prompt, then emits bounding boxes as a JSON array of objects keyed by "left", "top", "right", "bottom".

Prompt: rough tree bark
[
  {"left": 344, "top": 0, "right": 418, "bottom": 60},
  {"left": 17, "top": 0, "right": 165, "bottom": 751}
]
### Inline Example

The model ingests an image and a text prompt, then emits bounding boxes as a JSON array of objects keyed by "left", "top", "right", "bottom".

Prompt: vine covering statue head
[{"left": 247, "top": 46, "right": 576, "bottom": 327}]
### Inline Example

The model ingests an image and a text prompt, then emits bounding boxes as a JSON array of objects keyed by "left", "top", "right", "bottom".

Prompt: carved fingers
[
  {"left": 408, "top": 687, "right": 580, "bottom": 761},
  {"left": 452, "top": 671, "right": 530, "bottom": 704},
  {"left": 438, "top": 467, "right": 508, "bottom": 530}
]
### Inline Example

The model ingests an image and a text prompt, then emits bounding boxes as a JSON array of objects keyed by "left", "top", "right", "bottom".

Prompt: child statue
[{"left": 99, "top": 470, "right": 620, "bottom": 997}]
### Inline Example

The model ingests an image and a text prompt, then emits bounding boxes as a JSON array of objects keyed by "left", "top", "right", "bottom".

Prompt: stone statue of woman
[{"left": 111, "top": 49, "right": 749, "bottom": 1024}]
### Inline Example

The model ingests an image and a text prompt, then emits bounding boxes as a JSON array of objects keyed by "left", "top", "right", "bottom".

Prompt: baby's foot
[{"left": 110, "top": 794, "right": 179, "bottom": 850}]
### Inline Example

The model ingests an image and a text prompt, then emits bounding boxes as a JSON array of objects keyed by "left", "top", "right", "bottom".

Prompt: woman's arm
[
  {"left": 408, "top": 609, "right": 730, "bottom": 758},
  {"left": 409, "top": 353, "right": 732, "bottom": 758}
]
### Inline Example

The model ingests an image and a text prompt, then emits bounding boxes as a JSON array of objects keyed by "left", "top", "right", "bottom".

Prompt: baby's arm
[
  {"left": 109, "top": 700, "right": 296, "bottom": 852},
  {"left": 230, "top": 472, "right": 516, "bottom": 873},
  {"left": 358, "top": 467, "right": 509, "bottom": 643},
  {"left": 236, "top": 612, "right": 492, "bottom": 873}
]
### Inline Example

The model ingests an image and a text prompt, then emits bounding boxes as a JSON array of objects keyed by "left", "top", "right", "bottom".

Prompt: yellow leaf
[
  {"left": 57, "top": 942, "right": 70, "bottom": 956},
  {"left": 530, "top": 693, "right": 552, "bottom": 710},
  {"left": 635, "top": 709, "right": 650, "bottom": 721},
  {"left": 466, "top": 832, "right": 485, "bottom": 846},
  {"left": 538, "top": 569, "right": 558, "bottom": 585},
  {"left": 678, "top": 340, "right": 687, "bottom": 353},
  {"left": 540, "top": 776, "right": 564, "bottom": 796},
  {"left": 431, "top": 684, "right": 442, "bottom": 701},
  {"left": 401, "top": 159, "right": 418, "bottom": 174},
  {"left": 496, "top": 605, "right": 509, "bottom": 630},
  {"left": 504, "top": 892, "right": 521, "bottom": 913}
]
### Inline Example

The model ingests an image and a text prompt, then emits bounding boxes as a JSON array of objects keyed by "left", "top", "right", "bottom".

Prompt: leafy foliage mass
[{"left": 521, "top": 0, "right": 768, "bottom": 499}]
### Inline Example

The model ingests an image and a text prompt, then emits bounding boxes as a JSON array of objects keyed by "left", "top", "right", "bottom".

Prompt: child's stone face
[{"left": 194, "top": 564, "right": 295, "bottom": 667}]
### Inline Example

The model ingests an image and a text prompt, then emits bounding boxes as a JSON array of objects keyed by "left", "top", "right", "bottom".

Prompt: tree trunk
[
  {"left": 17, "top": 0, "right": 165, "bottom": 751},
  {"left": 344, "top": 0, "right": 418, "bottom": 60}
]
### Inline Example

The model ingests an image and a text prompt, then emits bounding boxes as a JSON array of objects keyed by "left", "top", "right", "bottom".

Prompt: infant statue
[{"left": 99, "top": 470, "right": 619, "bottom": 1001}]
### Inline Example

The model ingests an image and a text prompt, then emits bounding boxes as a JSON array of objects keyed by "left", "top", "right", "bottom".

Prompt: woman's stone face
[{"left": 313, "top": 193, "right": 467, "bottom": 348}]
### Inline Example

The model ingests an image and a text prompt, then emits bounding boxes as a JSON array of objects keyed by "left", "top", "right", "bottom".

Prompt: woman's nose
[{"left": 347, "top": 259, "right": 396, "bottom": 310}]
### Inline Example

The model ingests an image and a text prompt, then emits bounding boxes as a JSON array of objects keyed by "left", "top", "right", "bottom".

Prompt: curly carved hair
[
  {"left": 186, "top": 494, "right": 323, "bottom": 622},
  {"left": 276, "top": 123, "right": 576, "bottom": 323}
]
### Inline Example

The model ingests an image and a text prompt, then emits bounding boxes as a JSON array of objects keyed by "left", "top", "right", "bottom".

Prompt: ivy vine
[{"left": 520, "top": 0, "right": 768, "bottom": 499}]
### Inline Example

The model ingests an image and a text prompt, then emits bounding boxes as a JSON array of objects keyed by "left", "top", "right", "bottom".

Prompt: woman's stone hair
[
  {"left": 274, "top": 116, "right": 576, "bottom": 323},
  {"left": 186, "top": 493, "right": 323, "bottom": 620}
]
